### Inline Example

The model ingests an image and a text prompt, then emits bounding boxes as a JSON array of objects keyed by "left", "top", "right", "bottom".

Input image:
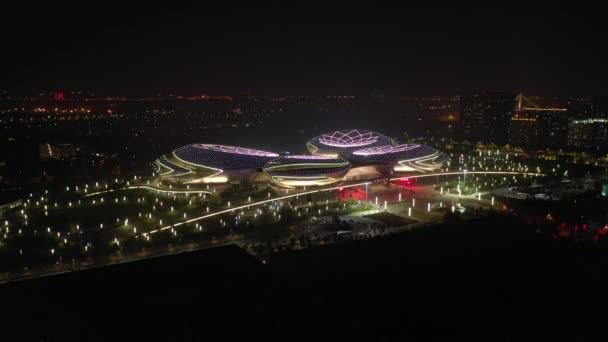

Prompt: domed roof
[
  {"left": 307, "top": 129, "right": 395, "bottom": 156},
  {"left": 349, "top": 144, "right": 439, "bottom": 163},
  {"left": 172, "top": 144, "right": 278, "bottom": 171}
]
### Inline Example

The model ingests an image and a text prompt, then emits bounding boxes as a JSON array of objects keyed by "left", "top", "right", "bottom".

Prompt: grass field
[{"left": 363, "top": 212, "right": 416, "bottom": 227}]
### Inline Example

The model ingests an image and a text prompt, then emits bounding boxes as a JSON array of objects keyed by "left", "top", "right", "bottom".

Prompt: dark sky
[{"left": 1, "top": 2, "right": 606, "bottom": 96}]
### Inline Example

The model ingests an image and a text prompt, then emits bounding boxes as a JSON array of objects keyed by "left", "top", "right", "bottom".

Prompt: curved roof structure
[
  {"left": 263, "top": 155, "right": 351, "bottom": 188},
  {"left": 307, "top": 129, "right": 395, "bottom": 157},
  {"left": 352, "top": 144, "right": 422, "bottom": 156},
  {"left": 153, "top": 130, "right": 449, "bottom": 185},
  {"left": 173, "top": 144, "right": 278, "bottom": 171},
  {"left": 154, "top": 155, "right": 191, "bottom": 176},
  {"left": 154, "top": 144, "right": 279, "bottom": 183},
  {"left": 349, "top": 144, "right": 447, "bottom": 171}
]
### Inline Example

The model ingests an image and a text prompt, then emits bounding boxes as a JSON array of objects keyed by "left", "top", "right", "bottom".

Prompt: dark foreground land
[{"left": 1, "top": 216, "right": 608, "bottom": 340}]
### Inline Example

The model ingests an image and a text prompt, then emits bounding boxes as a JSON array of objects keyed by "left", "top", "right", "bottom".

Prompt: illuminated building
[
  {"left": 262, "top": 155, "right": 351, "bottom": 188},
  {"left": 155, "top": 129, "right": 447, "bottom": 188},
  {"left": 154, "top": 144, "right": 279, "bottom": 184},
  {"left": 508, "top": 114, "right": 540, "bottom": 147},
  {"left": 566, "top": 96, "right": 608, "bottom": 120},
  {"left": 538, "top": 108, "right": 569, "bottom": 148},
  {"left": 460, "top": 91, "right": 514, "bottom": 144},
  {"left": 39, "top": 143, "right": 80, "bottom": 161},
  {"left": 306, "top": 129, "right": 395, "bottom": 157},
  {"left": 508, "top": 94, "right": 569, "bottom": 148},
  {"left": 567, "top": 118, "right": 608, "bottom": 150},
  {"left": 308, "top": 129, "right": 446, "bottom": 173},
  {"left": 348, "top": 144, "right": 448, "bottom": 172}
]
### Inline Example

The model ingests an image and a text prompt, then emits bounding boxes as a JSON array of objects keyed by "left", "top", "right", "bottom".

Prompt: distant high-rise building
[
  {"left": 39, "top": 143, "right": 79, "bottom": 160},
  {"left": 508, "top": 94, "right": 569, "bottom": 148},
  {"left": 508, "top": 113, "right": 540, "bottom": 147},
  {"left": 567, "top": 118, "right": 608, "bottom": 150},
  {"left": 516, "top": 108, "right": 568, "bottom": 148},
  {"left": 460, "top": 91, "right": 514, "bottom": 144},
  {"left": 541, "top": 109, "right": 569, "bottom": 147},
  {"left": 567, "top": 98, "right": 599, "bottom": 119}
]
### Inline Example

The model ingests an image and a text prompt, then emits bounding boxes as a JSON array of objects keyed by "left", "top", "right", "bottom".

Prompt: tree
[
  {"left": 257, "top": 207, "right": 275, "bottom": 226},
  {"left": 279, "top": 206, "right": 295, "bottom": 225},
  {"left": 265, "top": 186, "right": 277, "bottom": 197},
  {"left": 346, "top": 196, "right": 357, "bottom": 208},
  {"left": 240, "top": 178, "right": 253, "bottom": 191},
  {"left": 220, "top": 183, "right": 243, "bottom": 200}
]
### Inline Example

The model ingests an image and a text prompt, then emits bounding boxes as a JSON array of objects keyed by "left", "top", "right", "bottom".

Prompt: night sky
[{"left": 1, "top": 2, "right": 606, "bottom": 96}]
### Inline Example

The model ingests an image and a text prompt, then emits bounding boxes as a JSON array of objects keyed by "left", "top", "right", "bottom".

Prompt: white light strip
[
  {"left": 390, "top": 171, "right": 543, "bottom": 181},
  {"left": 138, "top": 170, "right": 543, "bottom": 237},
  {"left": 155, "top": 161, "right": 175, "bottom": 176},
  {"left": 171, "top": 151, "right": 224, "bottom": 183},
  {"left": 83, "top": 186, "right": 212, "bottom": 198},
  {"left": 157, "top": 156, "right": 193, "bottom": 177}
]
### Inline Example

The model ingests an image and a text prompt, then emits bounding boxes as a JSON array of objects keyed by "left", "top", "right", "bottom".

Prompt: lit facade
[
  {"left": 508, "top": 108, "right": 568, "bottom": 148},
  {"left": 154, "top": 130, "right": 447, "bottom": 188},
  {"left": 508, "top": 114, "right": 540, "bottom": 147},
  {"left": 307, "top": 129, "right": 395, "bottom": 157},
  {"left": 39, "top": 143, "right": 80, "bottom": 161},
  {"left": 567, "top": 118, "right": 608, "bottom": 150},
  {"left": 154, "top": 144, "right": 279, "bottom": 184},
  {"left": 461, "top": 91, "right": 515, "bottom": 144},
  {"left": 349, "top": 144, "right": 447, "bottom": 172},
  {"left": 262, "top": 155, "right": 351, "bottom": 188}
]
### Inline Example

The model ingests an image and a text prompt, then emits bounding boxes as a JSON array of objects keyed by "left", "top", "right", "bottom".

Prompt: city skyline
[{"left": 3, "top": 3, "right": 608, "bottom": 340}]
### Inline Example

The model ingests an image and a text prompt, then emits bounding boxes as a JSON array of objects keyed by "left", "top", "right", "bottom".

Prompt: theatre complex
[{"left": 154, "top": 129, "right": 448, "bottom": 188}]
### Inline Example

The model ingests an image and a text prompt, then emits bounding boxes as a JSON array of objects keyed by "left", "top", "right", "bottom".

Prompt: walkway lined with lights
[
  {"left": 389, "top": 170, "right": 542, "bottom": 181},
  {"left": 83, "top": 185, "right": 212, "bottom": 198},
  {"left": 138, "top": 170, "right": 543, "bottom": 238}
]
